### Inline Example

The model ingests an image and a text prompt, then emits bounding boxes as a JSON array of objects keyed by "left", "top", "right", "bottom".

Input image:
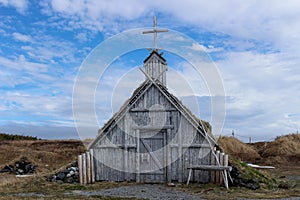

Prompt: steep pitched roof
[
  {"left": 88, "top": 79, "right": 216, "bottom": 149},
  {"left": 143, "top": 50, "right": 166, "bottom": 64}
]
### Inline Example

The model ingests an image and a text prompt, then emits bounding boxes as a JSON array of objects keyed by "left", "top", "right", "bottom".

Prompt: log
[
  {"left": 86, "top": 151, "right": 91, "bottom": 184},
  {"left": 78, "top": 155, "right": 83, "bottom": 184},
  {"left": 82, "top": 153, "right": 87, "bottom": 184},
  {"left": 90, "top": 149, "right": 95, "bottom": 183}
]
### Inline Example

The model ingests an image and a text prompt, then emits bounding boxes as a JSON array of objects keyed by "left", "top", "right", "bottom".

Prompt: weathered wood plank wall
[{"left": 81, "top": 84, "right": 214, "bottom": 183}]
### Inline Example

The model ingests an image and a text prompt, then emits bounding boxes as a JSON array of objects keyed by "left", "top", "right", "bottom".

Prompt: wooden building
[{"left": 86, "top": 50, "right": 219, "bottom": 183}]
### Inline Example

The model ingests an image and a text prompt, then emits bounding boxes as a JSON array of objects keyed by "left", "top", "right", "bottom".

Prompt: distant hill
[
  {"left": 0, "top": 133, "right": 38, "bottom": 140},
  {"left": 218, "top": 133, "right": 300, "bottom": 165}
]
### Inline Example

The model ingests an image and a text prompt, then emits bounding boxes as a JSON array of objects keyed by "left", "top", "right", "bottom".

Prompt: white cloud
[
  {"left": 42, "top": 0, "right": 300, "bottom": 49},
  {"left": 0, "top": 0, "right": 28, "bottom": 14},
  {"left": 216, "top": 50, "right": 300, "bottom": 139},
  {"left": 0, "top": 55, "right": 48, "bottom": 73},
  {"left": 188, "top": 43, "right": 223, "bottom": 53},
  {"left": 50, "top": 0, "right": 146, "bottom": 20},
  {"left": 12, "top": 32, "right": 33, "bottom": 42},
  {"left": 15, "top": 33, "right": 80, "bottom": 64},
  {"left": 75, "top": 32, "right": 87, "bottom": 42}
]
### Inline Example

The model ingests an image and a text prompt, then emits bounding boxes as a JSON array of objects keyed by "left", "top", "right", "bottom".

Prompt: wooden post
[
  {"left": 223, "top": 153, "right": 229, "bottom": 190},
  {"left": 136, "top": 129, "right": 140, "bottom": 182},
  {"left": 186, "top": 168, "right": 192, "bottom": 185},
  {"left": 167, "top": 128, "right": 172, "bottom": 183},
  {"left": 178, "top": 116, "right": 183, "bottom": 182},
  {"left": 224, "top": 154, "right": 233, "bottom": 184},
  {"left": 86, "top": 151, "right": 91, "bottom": 184},
  {"left": 90, "top": 149, "right": 95, "bottom": 183},
  {"left": 223, "top": 169, "right": 229, "bottom": 190},
  {"left": 124, "top": 116, "right": 129, "bottom": 181},
  {"left": 210, "top": 151, "right": 215, "bottom": 183},
  {"left": 82, "top": 153, "right": 87, "bottom": 184},
  {"left": 78, "top": 154, "right": 83, "bottom": 184},
  {"left": 220, "top": 152, "right": 224, "bottom": 183},
  {"left": 215, "top": 150, "right": 220, "bottom": 183},
  {"left": 224, "top": 154, "right": 228, "bottom": 167}
]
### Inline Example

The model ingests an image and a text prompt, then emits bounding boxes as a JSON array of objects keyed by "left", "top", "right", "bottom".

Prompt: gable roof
[
  {"left": 144, "top": 50, "right": 166, "bottom": 64},
  {"left": 88, "top": 79, "right": 216, "bottom": 149}
]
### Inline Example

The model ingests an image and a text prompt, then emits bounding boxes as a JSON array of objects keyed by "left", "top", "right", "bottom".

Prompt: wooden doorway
[{"left": 138, "top": 129, "right": 166, "bottom": 183}]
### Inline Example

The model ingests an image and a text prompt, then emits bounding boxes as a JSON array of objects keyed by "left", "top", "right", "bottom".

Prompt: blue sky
[{"left": 0, "top": 0, "right": 300, "bottom": 141}]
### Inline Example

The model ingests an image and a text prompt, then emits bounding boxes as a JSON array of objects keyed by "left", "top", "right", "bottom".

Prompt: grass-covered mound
[
  {"left": 260, "top": 134, "right": 300, "bottom": 165},
  {"left": 218, "top": 136, "right": 260, "bottom": 163}
]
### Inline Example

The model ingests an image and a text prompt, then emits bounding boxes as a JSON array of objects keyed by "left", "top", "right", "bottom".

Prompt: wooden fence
[
  {"left": 78, "top": 149, "right": 95, "bottom": 184},
  {"left": 210, "top": 149, "right": 229, "bottom": 184}
]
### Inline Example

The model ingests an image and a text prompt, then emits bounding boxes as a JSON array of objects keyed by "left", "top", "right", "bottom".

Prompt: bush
[{"left": 0, "top": 133, "right": 38, "bottom": 140}]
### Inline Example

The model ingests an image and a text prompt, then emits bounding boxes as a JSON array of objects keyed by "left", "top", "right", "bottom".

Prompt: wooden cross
[{"left": 142, "top": 16, "right": 168, "bottom": 51}]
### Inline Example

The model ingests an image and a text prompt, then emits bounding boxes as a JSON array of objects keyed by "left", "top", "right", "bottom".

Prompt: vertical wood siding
[{"left": 90, "top": 84, "right": 213, "bottom": 183}]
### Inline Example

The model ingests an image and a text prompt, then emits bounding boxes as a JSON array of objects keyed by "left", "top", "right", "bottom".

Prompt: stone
[
  {"left": 0, "top": 165, "right": 14, "bottom": 173},
  {"left": 167, "top": 182, "right": 175, "bottom": 187},
  {"left": 48, "top": 162, "right": 80, "bottom": 184},
  {"left": 56, "top": 172, "right": 66, "bottom": 180}
]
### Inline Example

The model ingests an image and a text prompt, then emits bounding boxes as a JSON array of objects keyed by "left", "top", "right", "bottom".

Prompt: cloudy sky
[{"left": 0, "top": 0, "right": 299, "bottom": 141}]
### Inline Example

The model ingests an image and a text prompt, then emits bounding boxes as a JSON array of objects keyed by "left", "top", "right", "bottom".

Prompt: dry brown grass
[
  {"left": 263, "top": 134, "right": 300, "bottom": 156},
  {"left": 217, "top": 136, "right": 261, "bottom": 162},
  {"left": 0, "top": 140, "right": 86, "bottom": 174},
  {"left": 246, "top": 133, "right": 300, "bottom": 165},
  {"left": 218, "top": 134, "right": 300, "bottom": 165},
  {"left": 0, "top": 174, "right": 24, "bottom": 187}
]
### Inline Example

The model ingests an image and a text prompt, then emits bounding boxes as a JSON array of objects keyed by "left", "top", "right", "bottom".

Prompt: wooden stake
[{"left": 78, "top": 155, "right": 83, "bottom": 184}]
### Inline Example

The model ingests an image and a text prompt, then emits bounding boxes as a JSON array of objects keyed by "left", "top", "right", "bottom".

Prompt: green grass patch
[{"left": 230, "top": 157, "right": 277, "bottom": 188}]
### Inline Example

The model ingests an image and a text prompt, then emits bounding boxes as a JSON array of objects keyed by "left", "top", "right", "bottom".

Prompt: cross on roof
[{"left": 142, "top": 16, "right": 168, "bottom": 51}]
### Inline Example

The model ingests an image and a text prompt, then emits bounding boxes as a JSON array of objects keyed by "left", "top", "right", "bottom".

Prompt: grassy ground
[
  {"left": 0, "top": 166, "right": 299, "bottom": 200},
  {"left": 0, "top": 174, "right": 142, "bottom": 199},
  {"left": 0, "top": 138, "right": 299, "bottom": 199}
]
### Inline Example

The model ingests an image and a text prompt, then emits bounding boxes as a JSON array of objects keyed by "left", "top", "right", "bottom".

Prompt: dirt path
[{"left": 66, "top": 184, "right": 202, "bottom": 200}]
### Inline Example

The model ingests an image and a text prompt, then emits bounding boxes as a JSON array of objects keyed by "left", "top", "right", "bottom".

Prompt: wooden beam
[
  {"left": 169, "top": 144, "right": 211, "bottom": 148},
  {"left": 186, "top": 165, "right": 232, "bottom": 189},
  {"left": 132, "top": 125, "right": 174, "bottom": 130},
  {"left": 130, "top": 108, "right": 177, "bottom": 112},
  {"left": 187, "top": 165, "right": 232, "bottom": 171}
]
